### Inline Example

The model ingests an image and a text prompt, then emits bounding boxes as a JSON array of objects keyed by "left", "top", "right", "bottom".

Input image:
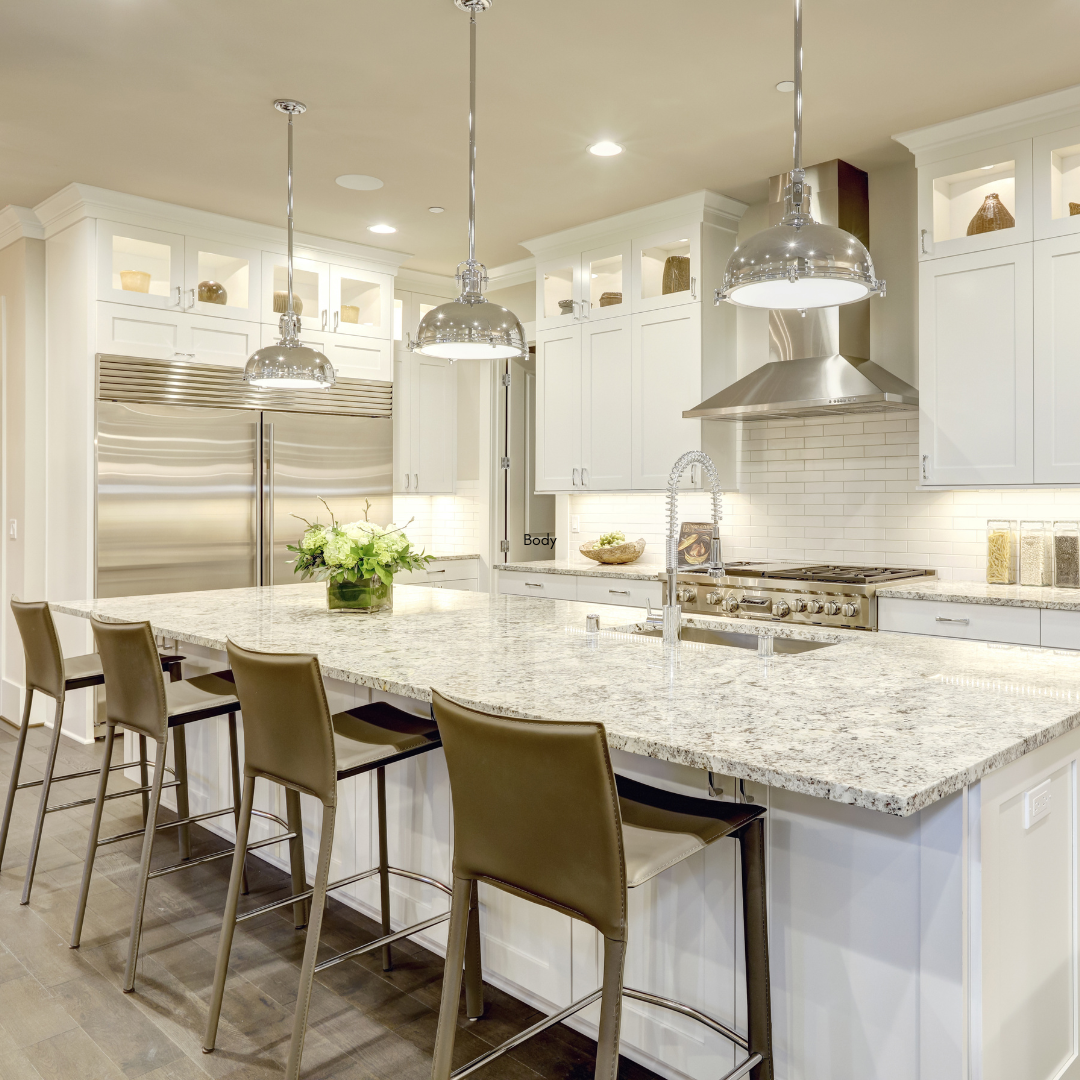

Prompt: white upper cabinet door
[
  {"left": 580, "top": 316, "right": 632, "bottom": 490},
  {"left": 1033, "top": 124, "right": 1080, "bottom": 241},
  {"left": 919, "top": 245, "right": 1033, "bottom": 486},
  {"left": 411, "top": 355, "right": 456, "bottom": 494},
  {"left": 261, "top": 251, "right": 330, "bottom": 332},
  {"left": 330, "top": 265, "right": 393, "bottom": 340},
  {"left": 1034, "top": 236, "right": 1080, "bottom": 482},
  {"left": 184, "top": 237, "right": 262, "bottom": 321},
  {"left": 631, "top": 223, "right": 701, "bottom": 314},
  {"left": 535, "top": 326, "right": 582, "bottom": 491},
  {"left": 916, "top": 140, "right": 1032, "bottom": 261},
  {"left": 186, "top": 314, "right": 260, "bottom": 369},
  {"left": 97, "top": 301, "right": 189, "bottom": 361},
  {"left": 535, "top": 254, "right": 584, "bottom": 332},
  {"left": 97, "top": 221, "right": 185, "bottom": 310},
  {"left": 631, "top": 306, "right": 702, "bottom": 489},
  {"left": 581, "top": 242, "right": 631, "bottom": 323},
  {"left": 325, "top": 336, "right": 393, "bottom": 383}
]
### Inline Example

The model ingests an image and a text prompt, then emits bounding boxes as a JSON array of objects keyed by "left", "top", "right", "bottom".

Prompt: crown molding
[
  {"left": 0, "top": 206, "right": 44, "bottom": 252},
  {"left": 486, "top": 257, "right": 535, "bottom": 290},
  {"left": 33, "top": 183, "right": 414, "bottom": 273},
  {"left": 394, "top": 267, "right": 458, "bottom": 297}
]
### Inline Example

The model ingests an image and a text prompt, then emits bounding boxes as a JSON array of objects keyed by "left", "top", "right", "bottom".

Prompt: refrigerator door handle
[
  {"left": 255, "top": 418, "right": 264, "bottom": 587},
  {"left": 265, "top": 423, "right": 275, "bottom": 585}
]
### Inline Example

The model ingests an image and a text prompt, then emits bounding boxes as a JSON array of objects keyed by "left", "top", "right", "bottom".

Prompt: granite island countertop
[
  {"left": 53, "top": 584, "right": 1080, "bottom": 818},
  {"left": 878, "top": 577, "right": 1080, "bottom": 610},
  {"left": 496, "top": 559, "right": 663, "bottom": 582}
]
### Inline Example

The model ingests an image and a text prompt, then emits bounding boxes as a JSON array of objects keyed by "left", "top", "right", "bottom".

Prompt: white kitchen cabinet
[
  {"left": 496, "top": 571, "right": 578, "bottom": 600},
  {"left": 261, "top": 251, "right": 330, "bottom": 333},
  {"left": 878, "top": 595, "right": 1041, "bottom": 645},
  {"left": 186, "top": 313, "right": 260, "bottom": 368},
  {"left": 97, "top": 220, "right": 185, "bottom": 310},
  {"left": 393, "top": 353, "right": 456, "bottom": 494},
  {"left": 258, "top": 324, "right": 391, "bottom": 382},
  {"left": 1033, "top": 235, "right": 1080, "bottom": 483},
  {"left": 1033, "top": 123, "right": 1080, "bottom": 241},
  {"left": 582, "top": 241, "right": 631, "bottom": 322},
  {"left": 330, "top": 265, "right": 393, "bottom": 340},
  {"left": 918, "top": 245, "right": 1033, "bottom": 486},
  {"left": 397, "top": 559, "right": 479, "bottom": 591},
  {"left": 535, "top": 253, "right": 586, "bottom": 332},
  {"left": 534, "top": 325, "right": 581, "bottom": 491},
  {"left": 184, "top": 236, "right": 262, "bottom": 321},
  {"left": 631, "top": 222, "right": 700, "bottom": 313},
  {"left": 496, "top": 569, "right": 662, "bottom": 608}
]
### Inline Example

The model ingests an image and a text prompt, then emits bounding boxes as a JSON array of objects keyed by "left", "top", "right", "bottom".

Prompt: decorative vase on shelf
[
  {"left": 966, "top": 193, "right": 1015, "bottom": 236},
  {"left": 1070, "top": 202, "right": 1080, "bottom": 217},
  {"left": 327, "top": 576, "right": 392, "bottom": 614},
  {"left": 662, "top": 255, "right": 690, "bottom": 294},
  {"left": 120, "top": 270, "right": 151, "bottom": 293},
  {"left": 273, "top": 290, "right": 304, "bottom": 315},
  {"left": 198, "top": 280, "right": 228, "bottom": 305},
  {"left": 599, "top": 291, "right": 622, "bottom": 307}
]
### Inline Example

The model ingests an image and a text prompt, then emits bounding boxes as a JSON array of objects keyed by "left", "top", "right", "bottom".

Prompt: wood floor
[{"left": 0, "top": 720, "right": 660, "bottom": 1080}]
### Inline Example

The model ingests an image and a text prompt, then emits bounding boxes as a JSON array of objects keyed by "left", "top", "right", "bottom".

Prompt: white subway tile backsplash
[
  {"left": 567, "top": 413, "right": 1080, "bottom": 582},
  {"left": 394, "top": 479, "right": 481, "bottom": 557}
]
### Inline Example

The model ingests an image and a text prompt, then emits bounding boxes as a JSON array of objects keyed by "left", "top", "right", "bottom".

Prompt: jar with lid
[
  {"left": 1019, "top": 520, "right": 1053, "bottom": 586},
  {"left": 1054, "top": 521, "right": 1080, "bottom": 588},
  {"left": 986, "top": 519, "right": 1016, "bottom": 584}
]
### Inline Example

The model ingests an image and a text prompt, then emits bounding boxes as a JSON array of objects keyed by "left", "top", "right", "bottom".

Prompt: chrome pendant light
[
  {"left": 243, "top": 100, "right": 335, "bottom": 389},
  {"left": 410, "top": 0, "right": 527, "bottom": 361},
  {"left": 716, "top": 0, "right": 884, "bottom": 310}
]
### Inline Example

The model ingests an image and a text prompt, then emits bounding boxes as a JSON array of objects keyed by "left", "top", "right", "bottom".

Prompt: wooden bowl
[{"left": 579, "top": 538, "right": 646, "bottom": 564}]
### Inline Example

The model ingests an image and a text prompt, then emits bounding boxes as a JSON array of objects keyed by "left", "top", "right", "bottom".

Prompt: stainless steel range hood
[{"left": 685, "top": 160, "right": 918, "bottom": 422}]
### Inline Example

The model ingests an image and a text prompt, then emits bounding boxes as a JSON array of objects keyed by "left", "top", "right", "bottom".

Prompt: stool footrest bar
[
  {"left": 623, "top": 988, "right": 748, "bottom": 1051},
  {"left": 97, "top": 805, "right": 244, "bottom": 847},
  {"left": 314, "top": 911, "right": 451, "bottom": 973},
  {"left": 15, "top": 759, "right": 170, "bottom": 790},
  {"left": 719, "top": 1053, "right": 762, "bottom": 1080},
  {"left": 236, "top": 867, "right": 381, "bottom": 923},
  {"left": 249, "top": 808, "right": 290, "bottom": 831},
  {"left": 45, "top": 779, "right": 181, "bottom": 814},
  {"left": 147, "top": 831, "right": 296, "bottom": 880},
  {"left": 450, "top": 988, "right": 604, "bottom": 1079}
]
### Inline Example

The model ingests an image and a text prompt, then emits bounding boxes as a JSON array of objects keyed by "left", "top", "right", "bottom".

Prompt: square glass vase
[{"left": 327, "top": 576, "right": 392, "bottom": 614}]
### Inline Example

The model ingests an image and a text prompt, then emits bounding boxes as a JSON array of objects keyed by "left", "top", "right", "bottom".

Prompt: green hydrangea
[
  {"left": 323, "top": 532, "right": 357, "bottom": 568},
  {"left": 300, "top": 526, "right": 327, "bottom": 553}
]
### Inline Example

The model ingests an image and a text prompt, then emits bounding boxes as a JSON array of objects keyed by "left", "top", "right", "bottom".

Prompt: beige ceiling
[{"left": 2, "top": 0, "right": 1078, "bottom": 274}]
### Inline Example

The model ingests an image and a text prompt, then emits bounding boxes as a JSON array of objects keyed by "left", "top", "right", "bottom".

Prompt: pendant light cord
[
  {"left": 792, "top": 0, "right": 803, "bottom": 174},
  {"left": 468, "top": 10, "right": 477, "bottom": 266}
]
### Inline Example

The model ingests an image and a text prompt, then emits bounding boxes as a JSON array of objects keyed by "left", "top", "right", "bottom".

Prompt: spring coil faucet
[{"left": 664, "top": 451, "right": 724, "bottom": 645}]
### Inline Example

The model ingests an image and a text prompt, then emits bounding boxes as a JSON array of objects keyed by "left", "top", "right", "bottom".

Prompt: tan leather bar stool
[
  {"left": 69, "top": 616, "right": 296, "bottom": 994},
  {"left": 0, "top": 599, "right": 184, "bottom": 905},
  {"left": 203, "top": 640, "right": 482, "bottom": 1080},
  {"left": 430, "top": 690, "right": 774, "bottom": 1080}
]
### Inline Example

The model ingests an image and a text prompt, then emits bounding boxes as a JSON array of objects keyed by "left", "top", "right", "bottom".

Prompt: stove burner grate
[{"left": 765, "top": 565, "right": 930, "bottom": 585}]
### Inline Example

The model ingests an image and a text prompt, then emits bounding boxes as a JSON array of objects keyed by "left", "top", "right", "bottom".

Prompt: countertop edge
[{"left": 495, "top": 561, "right": 663, "bottom": 581}]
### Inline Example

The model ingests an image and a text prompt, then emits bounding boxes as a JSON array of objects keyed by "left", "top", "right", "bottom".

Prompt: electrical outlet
[
  {"left": 1024, "top": 779, "right": 1052, "bottom": 829},
  {"left": 571, "top": 515, "right": 580, "bottom": 533}
]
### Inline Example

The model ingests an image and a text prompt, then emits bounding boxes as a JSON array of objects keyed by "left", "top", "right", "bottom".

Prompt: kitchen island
[{"left": 53, "top": 584, "right": 1080, "bottom": 1080}]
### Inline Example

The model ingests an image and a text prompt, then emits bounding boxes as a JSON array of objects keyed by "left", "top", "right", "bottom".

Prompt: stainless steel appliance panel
[
  {"left": 97, "top": 402, "right": 259, "bottom": 597},
  {"left": 264, "top": 411, "right": 393, "bottom": 585}
]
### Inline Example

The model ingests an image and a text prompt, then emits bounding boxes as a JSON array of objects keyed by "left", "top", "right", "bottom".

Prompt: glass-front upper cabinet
[
  {"left": 1034, "top": 125, "right": 1080, "bottom": 240},
  {"left": 535, "top": 254, "right": 584, "bottom": 332},
  {"left": 261, "top": 252, "right": 329, "bottom": 332},
  {"left": 330, "top": 266, "right": 392, "bottom": 340},
  {"left": 97, "top": 221, "right": 185, "bottom": 309},
  {"left": 916, "top": 140, "right": 1032, "bottom": 260},
  {"left": 184, "top": 237, "right": 261, "bottom": 321},
  {"left": 582, "top": 242, "right": 630, "bottom": 321},
  {"left": 632, "top": 224, "right": 701, "bottom": 313}
]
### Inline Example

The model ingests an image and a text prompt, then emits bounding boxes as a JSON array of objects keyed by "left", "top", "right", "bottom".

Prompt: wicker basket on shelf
[{"left": 579, "top": 538, "right": 647, "bottom": 565}]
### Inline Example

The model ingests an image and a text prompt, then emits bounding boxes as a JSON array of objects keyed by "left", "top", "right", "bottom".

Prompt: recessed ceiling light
[
  {"left": 776, "top": 80, "right": 795, "bottom": 93},
  {"left": 588, "top": 141, "right": 623, "bottom": 157},
  {"left": 368, "top": 224, "right": 396, "bottom": 234},
  {"left": 429, "top": 206, "right": 445, "bottom": 213},
  {"left": 336, "top": 174, "right": 384, "bottom": 190}
]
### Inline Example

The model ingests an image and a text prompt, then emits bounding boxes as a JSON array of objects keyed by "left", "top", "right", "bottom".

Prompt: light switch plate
[
  {"left": 571, "top": 515, "right": 580, "bottom": 533},
  {"left": 1024, "top": 778, "right": 1052, "bottom": 829}
]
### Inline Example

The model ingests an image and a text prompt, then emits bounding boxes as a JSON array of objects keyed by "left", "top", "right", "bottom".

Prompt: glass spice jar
[
  {"left": 986, "top": 519, "right": 1016, "bottom": 584},
  {"left": 1053, "top": 521, "right": 1080, "bottom": 588},
  {"left": 1019, "top": 520, "right": 1053, "bottom": 586}
]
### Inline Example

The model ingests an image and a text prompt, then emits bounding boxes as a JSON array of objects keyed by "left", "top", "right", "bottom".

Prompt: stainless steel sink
[{"left": 632, "top": 625, "right": 834, "bottom": 653}]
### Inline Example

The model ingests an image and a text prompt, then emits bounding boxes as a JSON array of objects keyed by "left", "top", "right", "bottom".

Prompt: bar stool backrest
[
  {"left": 432, "top": 690, "right": 628, "bottom": 942},
  {"left": 91, "top": 617, "right": 168, "bottom": 742},
  {"left": 11, "top": 599, "right": 65, "bottom": 700},
  {"left": 225, "top": 640, "right": 337, "bottom": 806}
]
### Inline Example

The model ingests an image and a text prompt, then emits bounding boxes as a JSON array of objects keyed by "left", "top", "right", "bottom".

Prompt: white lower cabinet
[
  {"left": 497, "top": 569, "right": 662, "bottom": 608},
  {"left": 878, "top": 596, "right": 1041, "bottom": 645},
  {"left": 496, "top": 572, "right": 578, "bottom": 600},
  {"left": 397, "top": 560, "right": 478, "bottom": 591},
  {"left": 393, "top": 352, "right": 456, "bottom": 494},
  {"left": 1038, "top": 608, "right": 1080, "bottom": 650}
]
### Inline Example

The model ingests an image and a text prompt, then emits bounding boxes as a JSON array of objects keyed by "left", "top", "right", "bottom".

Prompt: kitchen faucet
[{"left": 663, "top": 451, "right": 724, "bottom": 645}]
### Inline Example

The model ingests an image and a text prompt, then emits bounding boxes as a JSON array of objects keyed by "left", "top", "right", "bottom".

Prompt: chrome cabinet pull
[
  {"left": 430, "top": 568, "right": 446, "bottom": 574},
  {"left": 321, "top": 309, "right": 328, "bottom": 330},
  {"left": 920, "top": 229, "right": 930, "bottom": 256},
  {"left": 609, "top": 589, "right": 630, "bottom": 595},
  {"left": 188, "top": 287, "right": 196, "bottom": 309},
  {"left": 581, "top": 467, "right": 589, "bottom": 487},
  {"left": 922, "top": 455, "right": 930, "bottom": 481},
  {"left": 690, "top": 276, "right": 697, "bottom": 299},
  {"left": 525, "top": 582, "right": 543, "bottom": 588},
  {"left": 414, "top": 473, "right": 419, "bottom": 490},
  {"left": 572, "top": 468, "right": 579, "bottom": 486},
  {"left": 333, "top": 310, "right": 340, "bottom": 331},
  {"left": 405, "top": 473, "right": 410, "bottom": 490},
  {"left": 935, "top": 616, "right": 970, "bottom": 625},
  {"left": 173, "top": 285, "right": 182, "bottom": 307}
]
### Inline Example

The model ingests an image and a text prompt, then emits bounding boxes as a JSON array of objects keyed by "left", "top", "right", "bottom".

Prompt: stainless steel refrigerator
[{"left": 95, "top": 355, "right": 393, "bottom": 598}]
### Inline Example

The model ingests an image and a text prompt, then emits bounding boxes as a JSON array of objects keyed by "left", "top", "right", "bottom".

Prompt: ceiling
[{"left": 2, "top": 0, "right": 1077, "bottom": 275}]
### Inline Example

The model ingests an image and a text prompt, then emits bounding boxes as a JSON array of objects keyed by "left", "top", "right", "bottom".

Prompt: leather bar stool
[
  {"left": 69, "top": 616, "right": 294, "bottom": 994},
  {"left": 430, "top": 690, "right": 774, "bottom": 1080},
  {"left": 203, "top": 640, "right": 482, "bottom": 1080},
  {"left": 0, "top": 599, "right": 184, "bottom": 904}
]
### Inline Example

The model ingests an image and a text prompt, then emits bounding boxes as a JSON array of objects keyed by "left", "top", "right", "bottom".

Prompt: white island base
[{"left": 129, "top": 641, "right": 1079, "bottom": 1080}]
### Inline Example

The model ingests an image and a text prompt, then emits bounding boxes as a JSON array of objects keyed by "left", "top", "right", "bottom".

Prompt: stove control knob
[
  {"left": 705, "top": 591, "right": 723, "bottom": 606},
  {"left": 772, "top": 599, "right": 790, "bottom": 618},
  {"left": 824, "top": 601, "right": 841, "bottom": 616},
  {"left": 841, "top": 602, "right": 858, "bottom": 618},
  {"left": 791, "top": 597, "right": 808, "bottom": 613},
  {"left": 720, "top": 596, "right": 740, "bottom": 614},
  {"left": 805, "top": 599, "right": 824, "bottom": 615},
  {"left": 676, "top": 587, "right": 697, "bottom": 603}
]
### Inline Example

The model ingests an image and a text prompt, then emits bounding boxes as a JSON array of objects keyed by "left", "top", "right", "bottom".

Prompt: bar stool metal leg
[
  {"left": 738, "top": 818, "right": 773, "bottom": 1080},
  {"left": 0, "top": 689, "right": 35, "bottom": 869},
  {"left": 431, "top": 876, "right": 473, "bottom": 1080},
  {"left": 138, "top": 735, "right": 149, "bottom": 825},
  {"left": 227, "top": 713, "right": 249, "bottom": 896},
  {"left": 21, "top": 696, "right": 66, "bottom": 905},
  {"left": 376, "top": 765, "right": 393, "bottom": 971},
  {"left": 595, "top": 937, "right": 627, "bottom": 1080},
  {"left": 70, "top": 723, "right": 116, "bottom": 949},
  {"left": 464, "top": 880, "right": 484, "bottom": 1021},
  {"left": 172, "top": 726, "right": 191, "bottom": 861},
  {"left": 284, "top": 788, "right": 308, "bottom": 928},
  {"left": 285, "top": 805, "right": 336, "bottom": 1080}
]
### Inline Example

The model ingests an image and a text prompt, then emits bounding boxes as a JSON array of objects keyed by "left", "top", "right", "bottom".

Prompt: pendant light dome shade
[
  {"left": 243, "top": 100, "right": 335, "bottom": 389},
  {"left": 717, "top": 0, "right": 884, "bottom": 311},
  {"left": 409, "top": 0, "right": 527, "bottom": 362}
]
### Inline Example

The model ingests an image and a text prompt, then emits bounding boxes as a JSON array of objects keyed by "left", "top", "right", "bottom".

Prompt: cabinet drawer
[
  {"left": 497, "top": 572, "right": 577, "bottom": 600},
  {"left": 423, "top": 560, "right": 477, "bottom": 583},
  {"left": 431, "top": 578, "right": 478, "bottom": 591},
  {"left": 878, "top": 596, "right": 1040, "bottom": 645},
  {"left": 1040, "top": 608, "right": 1080, "bottom": 650},
  {"left": 575, "top": 577, "right": 662, "bottom": 608}
]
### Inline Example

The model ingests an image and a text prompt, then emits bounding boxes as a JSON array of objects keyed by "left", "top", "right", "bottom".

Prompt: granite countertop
[
  {"left": 428, "top": 554, "right": 481, "bottom": 562},
  {"left": 879, "top": 577, "right": 1080, "bottom": 610},
  {"left": 54, "top": 584, "right": 1080, "bottom": 818},
  {"left": 497, "top": 559, "right": 663, "bottom": 581}
]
